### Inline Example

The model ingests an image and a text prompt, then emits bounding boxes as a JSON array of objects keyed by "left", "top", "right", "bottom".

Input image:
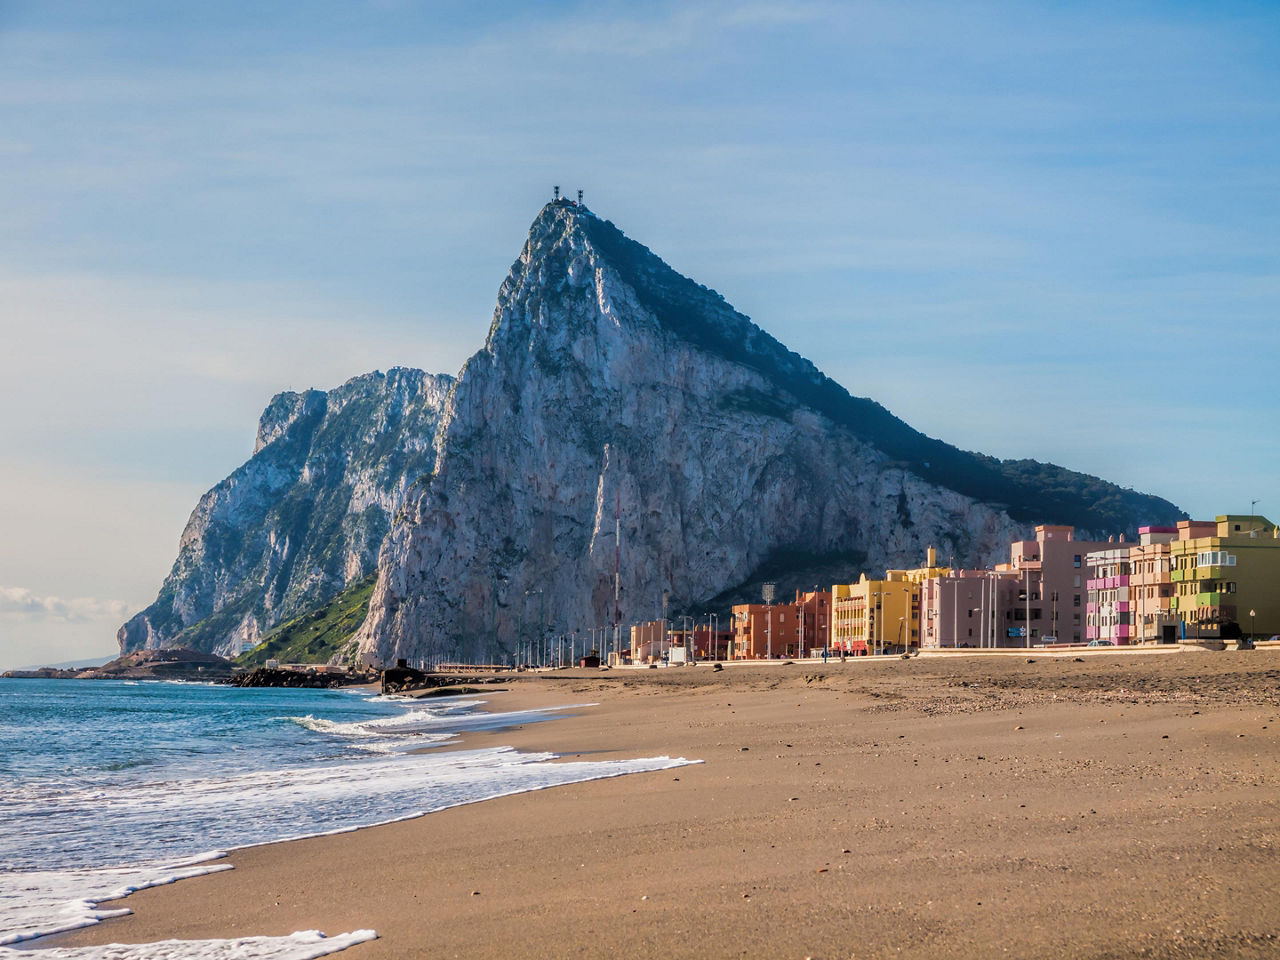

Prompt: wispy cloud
[{"left": 0, "top": 586, "right": 133, "bottom": 623}]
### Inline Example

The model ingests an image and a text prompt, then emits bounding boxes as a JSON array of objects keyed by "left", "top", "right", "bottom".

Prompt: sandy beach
[{"left": 54, "top": 650, "right": 1280, "bottom": 959}]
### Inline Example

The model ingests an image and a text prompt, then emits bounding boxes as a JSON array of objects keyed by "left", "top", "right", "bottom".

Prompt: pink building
[
  {"left": 920, "top": 569, "right": 1020, "bottom": 648},
  {"left": 922, "top": 525, "right": 1116, "bottom": 647},
  {"left": 1086, "top": 523, "right": 1213, "bottom": 644}
]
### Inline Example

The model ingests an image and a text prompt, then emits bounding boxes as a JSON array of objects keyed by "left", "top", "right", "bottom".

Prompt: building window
[
  {"left": 1074, "top": 555, "right": 1082, "bottom": 568},
  {"left": 1074, "top": 595, "right": 1081, "bottom": 607}
]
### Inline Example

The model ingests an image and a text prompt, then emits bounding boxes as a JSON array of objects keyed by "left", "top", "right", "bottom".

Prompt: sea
[{"left": 0, "top": 677, "right": 692, "bottom": 959}]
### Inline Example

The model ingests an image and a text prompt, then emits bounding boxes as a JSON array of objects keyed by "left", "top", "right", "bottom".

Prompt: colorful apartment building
[
  {"left": 920, "top": 526, "right": 1113, "bottom": 647},
  {"left": 731, "top": 602, "right": 796, "bottom": 659},
  {"left": 998, "top": 525, "right": 1114, "bottom": 646},
  {"left": 730, "top": 590, "right": 831, "bottom": 659},
  {"left": 1169, "top": 515, "right": 1280, "bottom": 640},
  {"left": 830, "top": 548, "right": 947, "bottom": 654},
  {"left": 920, "top": 568, "right": 1021, "bottom": 648},
  {"left": 1086, "top": 525, "right": 1186, "bottom": 644},
  {"left": 1126, "top": 526, "right": 1184, "bottom": 643},
  {"left": 794, "top": 589, "right": 832, "bottom": 657}
]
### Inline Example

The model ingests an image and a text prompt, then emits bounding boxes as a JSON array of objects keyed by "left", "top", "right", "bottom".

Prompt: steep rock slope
[
  {"left": 354, "top": 202, "right": 1180, "bottom": 665},
  {"left": 119, "top": 367, "right": 452, "bottom": 656}
]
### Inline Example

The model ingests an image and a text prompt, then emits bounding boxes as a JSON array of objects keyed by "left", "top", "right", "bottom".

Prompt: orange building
[
  {"left": 732, "top": 603, "right": 792, "bottom": 658},
  {"left": 793, "top": 589, "right": 832, "bottom": 656},
  {"left": 731, "top": 589, "right": 831, "bottom": 659}
]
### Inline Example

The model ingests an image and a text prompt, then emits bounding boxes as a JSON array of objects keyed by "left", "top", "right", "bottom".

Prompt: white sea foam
[
  {"left": 0, "top": 929, "right": 375, "bottom": 959},
  {"left": 0, "top": 854, "right": 231, "bottom": 946},
  {"left": 286, "top": 700, "right": 592, "bottom": 748}
]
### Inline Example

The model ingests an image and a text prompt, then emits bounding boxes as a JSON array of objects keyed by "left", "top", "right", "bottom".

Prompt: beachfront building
[
  {"left": 731, "top": 602, "right": 800, "bottom": 659},
  {"left": 832, "top": 548, "right": 949, "bottom": 654},
  {"left": 1169, "top": 515, "right": 1280, "bottom": 640},
  {"left": 995, "top": 525, "right": 1115, "bottom": 646},
  {"left": 919, "top": 526, "right": 1114, "bottom": 647},
  {"left": 829, "top": 552, "right": 935, "bottom": 654},
  {"left": 1085, "top": 545, "right": 1134, "bottom": 644},
  {"left": 920, "top": 569, "right": 1021, "bottom": 648},
  {"left": 1127, "top": 526, "right": 1183, "bottom": 643},
  {"left": 1086, "top": 526, "right": 1185, "bottom": 644},
  {"left": 668, "top": 625, "right": 732, "bottom": 660},
  {"left": 830, "top": 575, "right": 916, "bottom": 654},
  {"left": 793, "top": 589, "right": 832, "bottom": 657},
  {"left": 630, "top": 620, "right": 671, "bottom": 663}
]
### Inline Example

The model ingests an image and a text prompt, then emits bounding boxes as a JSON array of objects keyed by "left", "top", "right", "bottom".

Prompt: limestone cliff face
[
  {"left": 118, "top": 367, "right": 453, "bottom": 656},
  {"left": 353, "top": 202, "right": 1180, "bottom": 665}
]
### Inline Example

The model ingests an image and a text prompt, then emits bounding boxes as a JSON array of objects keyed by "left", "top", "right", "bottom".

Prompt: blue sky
[{"left": 1, "top": 0, "right": 1277, "bottom": 667}]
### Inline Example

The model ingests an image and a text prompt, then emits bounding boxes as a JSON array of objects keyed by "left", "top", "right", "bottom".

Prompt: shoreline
[{"left": 47, "top": 653, "right": 1280, "bottom": 958}]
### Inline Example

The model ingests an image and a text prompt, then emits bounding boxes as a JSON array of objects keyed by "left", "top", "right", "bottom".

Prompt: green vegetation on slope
[{"left": 234, "top": 574, "right": 377, "bottom": 668}]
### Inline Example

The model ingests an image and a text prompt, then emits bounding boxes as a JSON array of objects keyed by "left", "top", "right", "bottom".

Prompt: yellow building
[
  {"left": 1169, "top": 515, "right": 1280, "bottom": 640},
  {"left": 830, "top": 548, "right": 951, "bottom": 654}
]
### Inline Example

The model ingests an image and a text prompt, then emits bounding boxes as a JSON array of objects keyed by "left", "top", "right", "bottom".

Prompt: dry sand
[{"left": 55, "top": 651, "right": 1280, "bottom": 959}]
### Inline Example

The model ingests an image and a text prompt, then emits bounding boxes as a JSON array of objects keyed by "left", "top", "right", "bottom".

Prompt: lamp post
[
  {"left": 874, "top": 591, "right": 882, "bottom": 656},
  {"left": 763, "top": 582, "right": 776, "bottom": 659},
  {"left": 661, "top": 589, "right": 670, "bottom": 666},
  {"left": 525, "top": 588, "right": 543, "bottom": 668},
  {"left": 1250, "top": 608, "right": 1257, "bottom": 642},
  {"left": 1024, "top": 567, "right": 1032, "bottom": 649}
]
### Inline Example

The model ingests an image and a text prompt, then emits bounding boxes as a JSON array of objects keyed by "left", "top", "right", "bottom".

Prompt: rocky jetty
[{"left": 226, "top": 667, "right": 371, "bottom": 689}]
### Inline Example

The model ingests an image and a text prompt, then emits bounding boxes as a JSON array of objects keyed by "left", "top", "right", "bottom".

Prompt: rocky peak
[
  {"left": 254, "top": 389, "right": 327, "bottom": 454},
  {"left": 350, "top": 203, "right": 1182, "bottom": 667},
  {"left": 119, "top": 367, "right": 455, "bottom": 656}
]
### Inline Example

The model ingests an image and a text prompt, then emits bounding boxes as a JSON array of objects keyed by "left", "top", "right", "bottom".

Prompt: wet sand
[{"left": 56, "top": 651, "right": 1280, "bottom": 959}]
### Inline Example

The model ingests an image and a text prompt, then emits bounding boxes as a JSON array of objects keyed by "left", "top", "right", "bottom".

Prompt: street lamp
[
  {"left": 762, "top": 582, "right": 777, "bottom": 659},
  {"left": 1250, "top": 608, "right": 1257, "bottom": 642}
]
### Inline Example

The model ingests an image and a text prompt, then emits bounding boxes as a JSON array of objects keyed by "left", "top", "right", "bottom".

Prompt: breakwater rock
[{"left": 227, "top": 668, "right": 371, "bottom": 689}]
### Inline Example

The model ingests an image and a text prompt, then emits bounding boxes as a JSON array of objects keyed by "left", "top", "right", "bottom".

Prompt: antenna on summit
[
  {"left": 553, "top": 185, "right": 560, "bottom": 201},
  {"left": 577, "top": 189, "right": 583, "bottom": 206}
]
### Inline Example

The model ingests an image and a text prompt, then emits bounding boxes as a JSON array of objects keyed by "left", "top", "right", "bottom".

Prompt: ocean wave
[
  {"left": 1, "top": 745, "right": 695, "bottom": 874},
  {"left": 283, "top": 700, "right": 593, "bottom": 746}
]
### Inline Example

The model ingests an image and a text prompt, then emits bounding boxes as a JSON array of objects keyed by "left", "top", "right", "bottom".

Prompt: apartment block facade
[
  {"left": 1169, "top": 515, "right": 1280, "bottom": 640},
  {"left": 1086, "top": 525, "right": 1186, "bottom": 644}
]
